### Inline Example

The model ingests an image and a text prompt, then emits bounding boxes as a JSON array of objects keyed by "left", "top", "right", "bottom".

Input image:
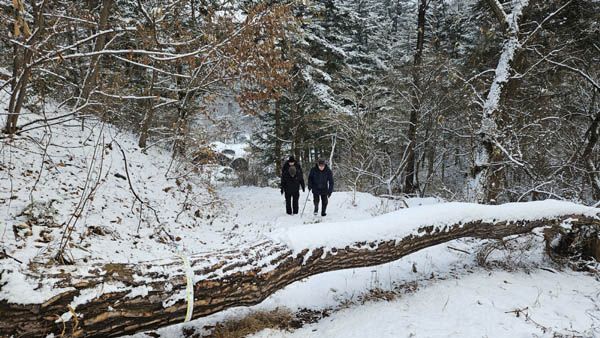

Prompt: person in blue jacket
[{"left": 308, "top": 159, "right": 334, "bottom": 216}]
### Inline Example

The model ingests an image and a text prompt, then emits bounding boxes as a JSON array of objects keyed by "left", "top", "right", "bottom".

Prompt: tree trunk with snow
[
  {"left": 1, "top": 210, "right": 598, "bottom": 338},
  {"left": 581, "top": 91, "right": 600, "bottom": 200},
  {"left": 467, "top": 0, "right": 530, "bottom": 203},
  {"left": 3, "top": 1, "right": 46, "bottom": 135},
  {"left": 404, "top": 0, "right": 427, "bottom": 195},
  {"left": 138, "top": 68, "right": 158, "bottom": 149},
  {"left": 80, "top": 0, "right": 112, "bottom": 105},
  {"left": 275, "top": 100, "right": 282, "bottom": 175}
]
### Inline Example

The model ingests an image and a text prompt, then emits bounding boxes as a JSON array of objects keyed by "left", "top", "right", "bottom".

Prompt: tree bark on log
[{"left": 1, "top": 214, "right": 598, "bottom": 337}]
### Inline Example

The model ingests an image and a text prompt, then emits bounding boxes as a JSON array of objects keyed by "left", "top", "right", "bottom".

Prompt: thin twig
[
  {"left": 57, "top": 126, "right": 106, "bottom": 263},
  {"left": 174, "top": 188, "right": 191, "bottom": 223},
  {"left": 29, "top": 117, "right": 52, "bottom": 202},
  {"left": 441, "top": 296, "right": 450, "bottom": 312},
  {"left": 505, "top": 307, "right": 528, "bottom": 316},
  {"left": 447, "top": 246, "right": 471, "bottom": 254},
  {"left": 1, "top": 249, "right": 23, "bottom": 264},
  {"left": 137, "top": 204, "right": 143, "bottom": 233},
  {"left": 113, "top": 141, "right": 160, "bottom": 224}
]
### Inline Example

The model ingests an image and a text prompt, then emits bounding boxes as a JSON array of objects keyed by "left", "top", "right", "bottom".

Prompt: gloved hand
[
  {"left": 302, "top": 187, "right": 305, "bottom": 192},
  {"left": 280, "top": 188, "right": 284, "bottom": 195},
  {"left": 327, "top": 193, "right": 331, "bottom": 198}
]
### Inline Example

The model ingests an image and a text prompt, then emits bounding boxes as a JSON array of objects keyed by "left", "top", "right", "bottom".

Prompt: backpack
[{"left": 288, "top": 166, "right": 297, "bottom": 178}]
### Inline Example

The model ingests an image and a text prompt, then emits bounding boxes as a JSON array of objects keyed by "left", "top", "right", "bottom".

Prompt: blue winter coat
[{"left": 308, "top": 164, "right": 334, "bottom": 195}]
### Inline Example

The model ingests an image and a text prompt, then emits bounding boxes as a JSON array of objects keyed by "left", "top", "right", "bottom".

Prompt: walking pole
[{"left": 300, "top": 190, "right": 310, "bottom": 218}]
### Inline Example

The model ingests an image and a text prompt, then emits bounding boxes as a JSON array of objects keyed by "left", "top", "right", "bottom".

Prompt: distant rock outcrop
[
  {"left": 222, "top": 149, "right": 236, "bottom": 157},
  {"left": 231, "top": 157, "right": 249, "bottom": 171}
]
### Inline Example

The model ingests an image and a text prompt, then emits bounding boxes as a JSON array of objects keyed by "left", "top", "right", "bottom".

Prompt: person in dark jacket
[
  {"left": 308, "top": 159, "right": 334, "bottom": 216},
  {"left": 280, "top": 156, "right": 305, "bottom": 215}
]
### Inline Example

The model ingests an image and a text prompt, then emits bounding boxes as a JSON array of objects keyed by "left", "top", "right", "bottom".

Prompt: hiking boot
[
  {"left": 313, "top": 207, "right": 318, "bottom": 215},
  {"left": 321, "top": 212, "right": 326, "bottom": 217}
]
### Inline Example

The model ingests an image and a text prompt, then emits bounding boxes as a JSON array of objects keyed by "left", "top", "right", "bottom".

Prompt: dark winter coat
[
  {"left": 281, "top": 161, "right": 305, "bottom": 193},
  {"left": 308, "top": 164, "right": 334, "bottom": 195}
]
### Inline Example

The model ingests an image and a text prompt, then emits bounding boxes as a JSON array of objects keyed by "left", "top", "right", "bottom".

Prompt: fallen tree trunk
[{"left": 1, "top": 211, "right": 599, "bottom": 337}]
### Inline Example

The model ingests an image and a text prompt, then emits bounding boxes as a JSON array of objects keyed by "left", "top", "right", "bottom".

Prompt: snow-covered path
[{"left": 209, "top": 186, "right": 415, "bottom": 246}]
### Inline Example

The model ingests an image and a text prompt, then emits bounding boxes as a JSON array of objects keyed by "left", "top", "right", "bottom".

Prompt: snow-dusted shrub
[
  {"left": 476, "top": 235, "right": 541, "bottom": 271},
  {"left": 545, "top": 223, "right": 600, "bottom": 271}
]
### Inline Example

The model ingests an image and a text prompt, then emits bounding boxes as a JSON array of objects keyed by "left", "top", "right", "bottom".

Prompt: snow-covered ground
[
  {"left": 1, "top": 97, "right": 599, "bottom": 338},
  {"left": 250, "top": 269, "right": 600, "bottom": 338}
]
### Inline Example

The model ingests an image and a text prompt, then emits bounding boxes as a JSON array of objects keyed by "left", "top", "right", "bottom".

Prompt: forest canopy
[{"left": 0, "top": 0, "right": 599, "bottom": 203}]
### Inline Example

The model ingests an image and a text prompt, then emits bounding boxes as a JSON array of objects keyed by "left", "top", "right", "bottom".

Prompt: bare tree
[
  {"left": 4, "top": 0, "right": 46, "bottom": 134},
  {"left": 465, "top": 0, "right": 574, "bottom": 203},
  {"left": 404, "top": 0, "right": 428, "bottom": 194}
]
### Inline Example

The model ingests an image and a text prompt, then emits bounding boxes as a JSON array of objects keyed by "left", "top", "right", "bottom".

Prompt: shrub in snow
[{"left": 17, "top": 199, "right": 59, "bottom": 227}]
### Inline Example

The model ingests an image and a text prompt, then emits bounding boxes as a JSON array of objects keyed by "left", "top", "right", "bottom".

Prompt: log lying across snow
[{"left": 1, "top": 201, "right": 599, "bottom": 337}]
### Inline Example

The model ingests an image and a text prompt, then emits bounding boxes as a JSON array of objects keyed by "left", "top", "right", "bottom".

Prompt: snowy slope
[{"left": 0, "top": 105, "right": 226, "bottom": 267}]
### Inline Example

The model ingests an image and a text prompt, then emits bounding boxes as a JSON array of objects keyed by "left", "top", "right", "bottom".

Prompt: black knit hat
[
  {"left": 289, "top": 156, "right": 295, "bottom": 162},
  {"left": 318, "top": 159, "right": 325, "bottom": 165}
]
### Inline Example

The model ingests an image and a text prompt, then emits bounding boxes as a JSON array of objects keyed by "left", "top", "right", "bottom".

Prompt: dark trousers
[
  {"left": 313, "top": 193, "right": 328, "bottom": 215},
  {"left": 285, "top": 191, "right": 300, "bottom": 214}
]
